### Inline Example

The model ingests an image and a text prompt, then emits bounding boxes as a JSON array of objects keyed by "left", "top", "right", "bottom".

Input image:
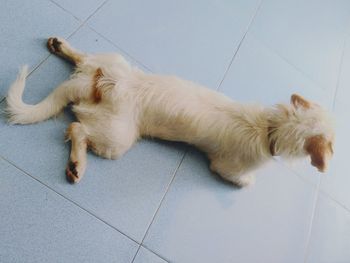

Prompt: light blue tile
[
  {"left": 281, "top": 158, "right": 322, "bottom": 187},
  {"left": 0, "top": 158, "right": 138, "bottom": 263},
  {"left": 219, "top": 33, "right": 333, "bottom": 185},
  {"left": 134, "top": 247, "right": 167, "bottom": 263},
  {"left": 0, "top": 0, "right": 79, "bottom": 97},
  {"left": 144, "top": 149, "right": 316, "bottom": 263},
  {"left": 68, "top": 26, "right": 149, "bottom": 71},
  {"left": 0, "top": 27, "right": 185, "bottom": 242},
  {"left": 51, "top": 0, "right": 106, "bottom": 21},
  {"left": 220, "top": 33, "right": 333, "bottom": 109},
  {"left": 70, "top": 25, "right": 119, "bottom": 53},
  {"left": 306, "top": 193, "right": 350, "bottom": 263},
  {"left": 335, "top": 34, "right": 350, "bottom": 105},
  {"left": 320, "top": 101, "right": 350, "bottom": 210},
  {"left": 88, "top": 0, "right": 261, "bottom": 88},
  {"left": 249, "top": 0, "right": 350, "bottom": 91}
]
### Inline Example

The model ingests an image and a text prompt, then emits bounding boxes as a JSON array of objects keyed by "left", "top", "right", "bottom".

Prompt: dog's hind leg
[
  {"left": 87, "top": 122, "right": 138, "bottom": 160},
  {"left": 47, "top": 37, "right": 85, "bottom": 65},
  {"left": 65, "top": 122, "right": 88, "bottom": 183}
]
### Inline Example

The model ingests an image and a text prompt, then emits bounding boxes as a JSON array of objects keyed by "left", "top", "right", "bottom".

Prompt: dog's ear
[
  {"left": 291, "top": 94, "right": 311, "bottom": 109},
  {"left": 304, "top": 135, "right": 332, "bottom": 172}
]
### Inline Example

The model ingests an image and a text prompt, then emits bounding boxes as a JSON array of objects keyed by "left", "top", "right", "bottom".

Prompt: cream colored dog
[{"left": 6, "top": 37, "right": 334, "bottom": 186}]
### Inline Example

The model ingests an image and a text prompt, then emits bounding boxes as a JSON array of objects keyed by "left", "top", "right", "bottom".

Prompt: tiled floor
[{"left": 0, "top": 0, "right": 349, "bottom": 262}]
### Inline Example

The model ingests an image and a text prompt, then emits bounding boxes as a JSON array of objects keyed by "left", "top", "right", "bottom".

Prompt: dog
[{"left": 6, "top": 37, "right": 335, "bottom": 186}]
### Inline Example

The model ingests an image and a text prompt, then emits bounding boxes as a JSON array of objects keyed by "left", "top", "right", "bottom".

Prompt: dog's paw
[
  {"left": 231, "top": 173, "right": 255, "bottom": 188},
  {"left": 47, "top": 37, "right": 63, "bottom": 54},
  {"left": 66, "top": 161, "right": 81, "bottom": 184}
]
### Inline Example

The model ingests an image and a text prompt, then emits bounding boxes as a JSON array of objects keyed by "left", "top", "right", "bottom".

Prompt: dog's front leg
[
  {"left": 227, "top": 172, "right": 255, "bottom": 188},
  {"left": 65, "top": 122, "right": 88, "bottom": 183},
  {"left": 210, "top": 158, "right": 255, "bottom": 187}
]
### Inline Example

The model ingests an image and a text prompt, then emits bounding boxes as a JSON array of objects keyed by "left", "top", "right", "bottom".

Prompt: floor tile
[
  {"left": 2, "top": 1, "right": 349, "bottom": 261},
  {"left": 0, "top": 27, "right": 185, "bottom": 242},
  {"left": 144, "top": 149, "right": 316, "bottom": 263},
  {"left": 320, "top": 101, "right": 350, "bottom": 210},
  {"left": 0, "top": 158, "right": 138, "bottom": 263},
  {"left": 133, "top": 247, "right": 167, "bottom": 263},
  {"left": 219, "top": 33, "right": 333, "bottom": 185},
  {"left": 249, "top": 0, "right": 350, "bottom": 91},
  {"left": 0, "top": 51, "right": 73, "bottom": 133},
  {"left": 220, "top": 33, "right": 333, "bottom": 109},
  {"left": 88, "top": 0, "right": 261, "bottom": 88},
  {"left": 306, "top": 192, "right": 350, "bottom": 263},
  {"left": 334, "top": 34, "right": 350, "bottom": 105},
  {"left": 68, "top": 26, "right": 149, "bottom": 71},
  {"left": 0, "top": 0, "right": 79, "bottom": 97},
  {"left": 51, "top": 0, "right": 106, "bottom": 21}
]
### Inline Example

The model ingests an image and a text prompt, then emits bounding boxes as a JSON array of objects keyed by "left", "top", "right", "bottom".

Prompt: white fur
[{"left": 6, "top": 37, "right": 335, "bottom": 186}]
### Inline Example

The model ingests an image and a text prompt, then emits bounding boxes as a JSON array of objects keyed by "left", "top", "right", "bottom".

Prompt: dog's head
[{"left": 268, "top": 94, "right": 334, "bottom": 172}]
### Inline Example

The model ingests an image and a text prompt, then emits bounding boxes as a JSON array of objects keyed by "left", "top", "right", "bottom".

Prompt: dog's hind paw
[
  {"left": 47, "top": 37, "right": 63, "bottom": 54},
  {"left": 66, "top": 161, "right": 81, "bottom": 184}
]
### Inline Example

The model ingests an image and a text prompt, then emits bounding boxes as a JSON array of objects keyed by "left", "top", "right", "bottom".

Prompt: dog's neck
[
  {"left": 232, "top": 107, "right": 277, "bottom": 160},
  {"left": 267, "top": 126, "right": 277, "bottom": 156},
  {"left": 260, "top": 107, "right": 281, "bottom": 157}
]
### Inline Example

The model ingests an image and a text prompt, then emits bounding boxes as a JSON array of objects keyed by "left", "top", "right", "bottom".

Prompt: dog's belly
[
  {"left": 139, "top": 97, "right": 233, "bottom": 154},
  {"left": 141, "top": 113, "right": 221, "bottom": 154}
]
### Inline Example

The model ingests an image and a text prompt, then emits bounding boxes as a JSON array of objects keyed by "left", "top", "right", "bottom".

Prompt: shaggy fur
[{"left": 6, "top": 37, "right": 335, "bottom": 186}]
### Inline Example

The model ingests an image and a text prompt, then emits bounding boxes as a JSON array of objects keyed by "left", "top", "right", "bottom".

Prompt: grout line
[
  {"left": 254, "top": 32, "right": 325, "bottom": 88},
  {"left": 248, "top": 30, "right": 339, "bottom": 99},
  {"left": 23, "top": 11, "right": 84, "bottom": 79},
  {"left": 26, "top": 54, "right": 51, "bottom": 78},
  {"left": 267, "top": 158, "right": 325, "bottom": 263},
  {"left": 130, "top": 245, "right": 142, "bottom": 262},
  {"left": 319, "top": 188, "right": 350, "bottom": 214},
  {"left": 49, "top": 0, "right": 109, "bottom": 37},
  {"left": 50, "top": 0, "right": 154, "bottom": 73},
  {"left": 52, "top": 0, "right": 153, "bottom": 73},
  {"left": 130, "top": 247, "right": 141, "bottom": 263},
  {"left": 216, "top": 0, "right": 264, "bottom": 91},
  {"left": 276, "top": 158, "right": 320, "bottom": 188},
  {"left": 48, "top": 0, "right": 110, "bottom": 24},
  {"left": 131, "top": 149, "right": 188, "bottom": 263},
  {"left": 331, "top": 37, "right": 347, "bottom": 111},
  {"left": 303, "top": 172, "right": 322, "bottom": 263},
  {"left": 270, "top": 158, "right": 321, "bottom": 191},
  {"left": 140, "top": 244, "right": 170, "bottom": 263},
  {"left": 19, "top": 22, "right": 84, "bottom": 80},
  {"left": 86, "top": 24, "right": 153, "bottom": 73},
  {"left": 0, "top": 155, "right": 140, "bottom": 246},
  {"left": 83, "top": 0, "right": 110, "bottom": 24},
  {"left": 141, "top": 150, "right": 187, "bottom": 240},
  {"left": 25, "top": 0, "right": 97, "bottom": 78},
  {"left": 18, "top": 0, "right": 110, "bottom": 85},
  {"left": 131, "top": 244, "right": 170, "bottom": 263},
  {"left": 48, "top": 0, "right": 82, "bottom": 21},
  {"left": 303, "top": 182, "right": 350, "bottom": 263},
  {"left": 259, "top": 34, "right": 325, "bottom": 89}
]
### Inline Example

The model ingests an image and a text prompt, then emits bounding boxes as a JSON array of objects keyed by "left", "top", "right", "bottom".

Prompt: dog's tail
[{"left": 6, "top": 66, "right": 69, "bottom": 124}]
